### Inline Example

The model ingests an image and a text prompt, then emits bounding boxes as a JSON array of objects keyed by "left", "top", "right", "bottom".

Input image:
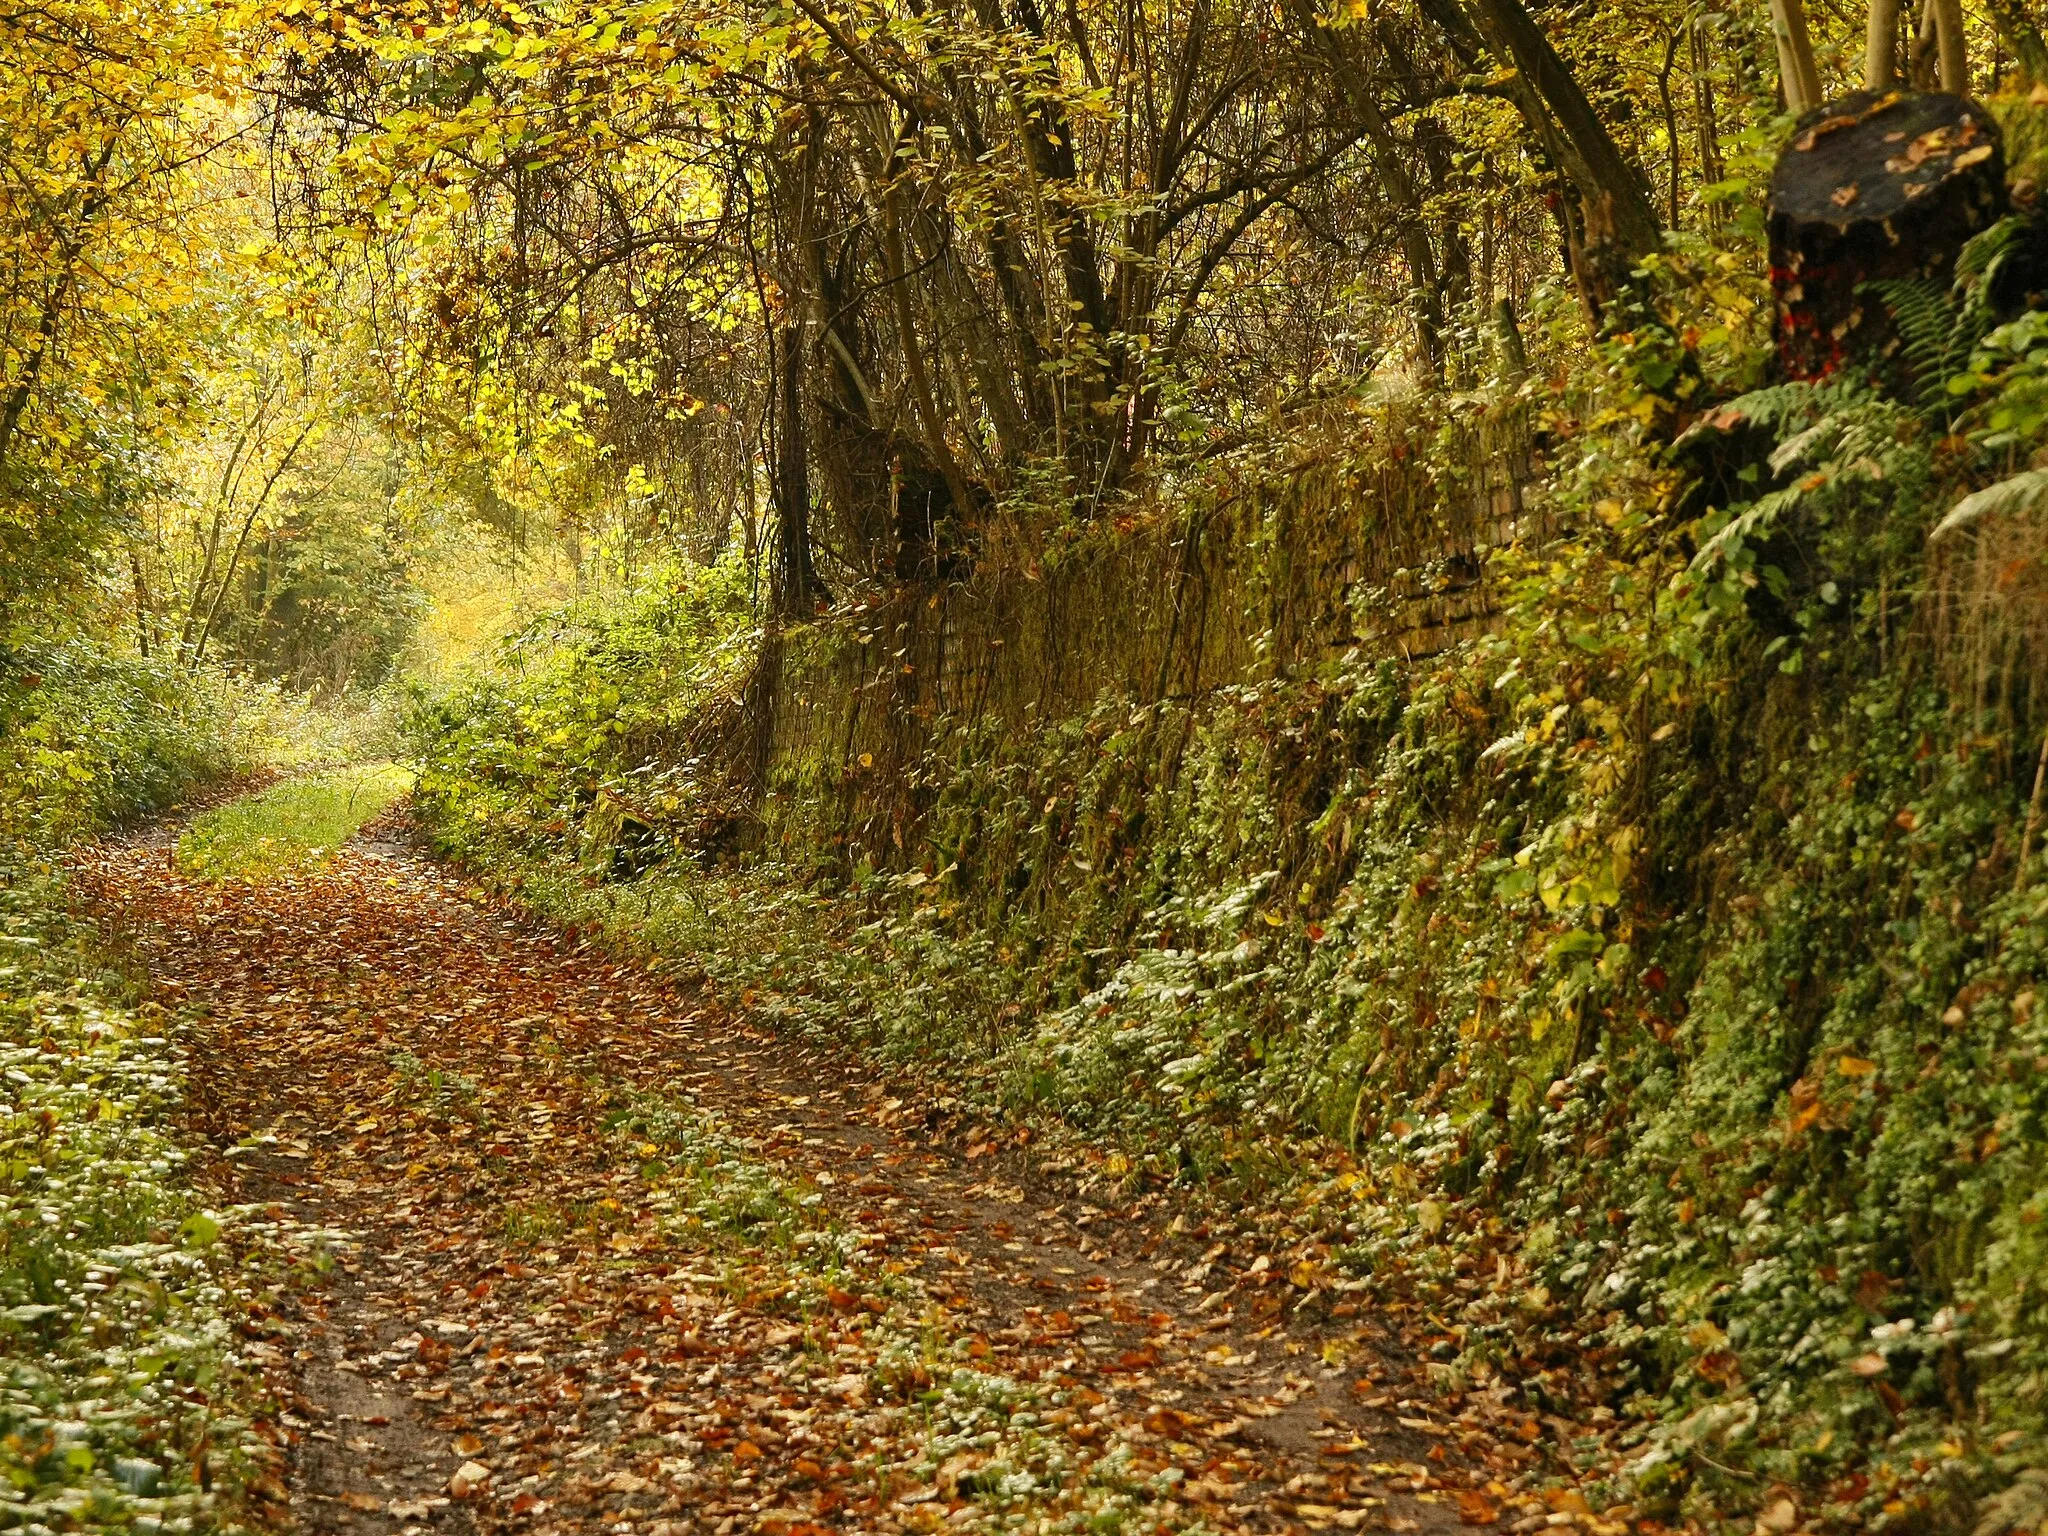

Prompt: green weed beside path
[
  {"left": 176, "top": 764, "right": 412, "bottom": 882},
  {"left": 0, "top": 856, "right": 282, "bottom": 1535}
]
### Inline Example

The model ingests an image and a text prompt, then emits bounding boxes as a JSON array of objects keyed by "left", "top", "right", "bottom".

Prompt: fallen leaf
[
  {"left": 448, "top": 1460, "right": 491, "bottom": 1498},
  {"left": 1456, "top": 1489, "right": 1500, "bottom": 1526},
  {"left": 1755, "top": 1496, "right": 1798, "bottom": 1533}
]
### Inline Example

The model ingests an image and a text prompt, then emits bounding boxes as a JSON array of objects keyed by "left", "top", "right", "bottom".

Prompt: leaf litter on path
[{"left": 73, "top": 817, "right": 1589, "bottom": 1536}]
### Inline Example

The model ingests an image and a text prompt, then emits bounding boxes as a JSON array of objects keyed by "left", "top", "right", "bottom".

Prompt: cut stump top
[
  {"left": 1768, "top": 91, "right": 2007, "bottom": 382},
  {"left": 1769, "top": 89, "right": 2000, "bottom": 229}
]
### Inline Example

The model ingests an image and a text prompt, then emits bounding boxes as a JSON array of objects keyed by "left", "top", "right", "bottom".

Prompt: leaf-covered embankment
[
  {"left": 0, "top": 646, "right": 370, "bottom": 1536},
  {"left": 0, "top": 851, "right": 291, "bottom": 1535},
  {"left": 410, "top": 212, "right": 2048, "bottom": 1529}
]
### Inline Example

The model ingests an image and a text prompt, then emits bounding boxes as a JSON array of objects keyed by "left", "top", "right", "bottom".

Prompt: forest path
[{"left": 73, "top": 815, "right": 1526, "bottom": 1536}]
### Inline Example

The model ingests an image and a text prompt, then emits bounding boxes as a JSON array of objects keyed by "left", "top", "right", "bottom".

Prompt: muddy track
[{"left": 74, "top": 817, "right": 1538, "bottom": 1536}]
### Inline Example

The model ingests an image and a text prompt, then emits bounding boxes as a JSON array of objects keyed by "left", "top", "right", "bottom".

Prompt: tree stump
[{"left": 1769, "top": 90, "right": 2007, "bottom": 383}]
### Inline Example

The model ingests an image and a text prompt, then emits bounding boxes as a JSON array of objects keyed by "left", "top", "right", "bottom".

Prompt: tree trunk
[
  {"left": 1286, "top": 0, "right": 1450, "bottom": 373},
  {"left": 1769, "top": 0, "right": 1824, "bottom": 113},
  {"left": 1866, "top": 0, "right": 1904, "bottom": 88},
  {"left": 1452, "top": 0, "right": 1664, "bottom": 311},
  {"left": 1931, "top": 0, "right": 1968, "bottom": 93},
  {"left": 770, "top": 323, "right": 828, "bottom": 617}
]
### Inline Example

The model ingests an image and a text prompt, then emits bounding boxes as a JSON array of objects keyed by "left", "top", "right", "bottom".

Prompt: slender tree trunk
[
  {"left": 1911, "top": 0, "right": 1941, "bottom": 89},
  {"left": 1287, "top": 0, "right": 1450, "bottom": 374},
  {"left": 1692, "top": 11, "right": 1725, "bottom": 221},
  {"left": 191, "top": 420, "right": 316, "bottom": 668},
  {"left": 1658, "top": 30, "right": 1684, "bottom": 228},
  {"left": 1866, "top": 0, "right": 1904, "bottom": 87},
  {"left": 882, "top": 176, "right": 977, "bottom": 525},
  {"left": 1769, "top": 0, "right": 1823, "bottom": 114},
  {"left": 0, "top": 271, "right": 75, "bottom": 475},
  {"left": 1439, "top": 0, "right": 1663, "bottom": 311},
  {"left": 1931, "top": 0, "right": 1968, "bottom": 92},
  {"left": 770, "top": 323, "right": 826, "bottom": 617},
  {"left": 129, "top": 544, "right": 154, "bottom": 659}
]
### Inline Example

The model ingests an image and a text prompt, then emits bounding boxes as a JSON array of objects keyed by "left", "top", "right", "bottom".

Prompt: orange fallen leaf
[{"left": 1456, "top": 1489, "right": 1500, "bottom": 1526}]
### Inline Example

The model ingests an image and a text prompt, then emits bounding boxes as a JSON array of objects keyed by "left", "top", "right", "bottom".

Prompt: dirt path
[{"left": 74, "top": 818, "right": 1545, "bottom": 1536}]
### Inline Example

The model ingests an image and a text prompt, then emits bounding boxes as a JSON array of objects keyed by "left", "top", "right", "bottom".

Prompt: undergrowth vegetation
[
  {"left": 408, "top": 556, "right": 753, "bottom": 865},
  {"left": 0, "top": 635, "right": 404, "bottom": 848},
  {"left": 0, "top": 629, "right": 360, "bottom": 1535},
  {"left": 410, "top": 201, "right": 2048, "bottom": 1529},
  {"left": 0, "top": 859, "right": 281, "bottom": 1535}
]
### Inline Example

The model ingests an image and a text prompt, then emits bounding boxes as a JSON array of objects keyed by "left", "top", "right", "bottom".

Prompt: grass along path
[
  {"left": 176, "top": 765, "right": 413, "bottom": 882},
  {"left": 71, "top": 794, "right": 1584, "bottom": 1536}
]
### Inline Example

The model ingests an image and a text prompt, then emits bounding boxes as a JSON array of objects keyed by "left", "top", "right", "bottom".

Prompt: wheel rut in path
[{"left": 77, "top": 827, "right": 1529, "bottom": 1536}]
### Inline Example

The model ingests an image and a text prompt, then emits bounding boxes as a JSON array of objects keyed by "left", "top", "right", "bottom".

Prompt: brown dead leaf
[
  {"left": 1792, "top": 115, "right": 1858, "bottom": 151},
  {"left": 1456, "top": 1489, "right": 1501, "bottom": 1526}
]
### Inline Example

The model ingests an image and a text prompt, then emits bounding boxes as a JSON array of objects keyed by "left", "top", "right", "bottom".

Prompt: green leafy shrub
[
  {"left": 0, "top": 644, "right": 244, "bottom": 846},
  {"left": 0, "top": 857, "right": 277, "bottom": 1533},
  {"left": 407, "top": 552, "right": 754, "bottom": 870}
]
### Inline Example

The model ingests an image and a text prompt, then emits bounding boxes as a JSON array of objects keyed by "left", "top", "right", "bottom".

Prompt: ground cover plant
[
  {"left": 175, "top": 764, "right": 413, "bottom": 882},
  {"left": 0, "top": 854, "right": 286, "bottom": 1536}
]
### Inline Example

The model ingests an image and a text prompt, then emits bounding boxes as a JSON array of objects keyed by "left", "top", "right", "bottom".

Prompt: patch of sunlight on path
[{"left": 176, "top": 762, "right": 414, "bottom": 881}]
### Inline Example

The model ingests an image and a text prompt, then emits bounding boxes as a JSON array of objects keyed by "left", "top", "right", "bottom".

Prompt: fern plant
[{"left": 1867, "top": 215, "right": 2042, "bottom": 424}]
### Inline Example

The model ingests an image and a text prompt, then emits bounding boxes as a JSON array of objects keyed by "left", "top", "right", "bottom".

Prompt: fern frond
[
  {"left": 1691, "top": 482, "right": 1812, "bottom": 571},
  {"left": 1707, "top": 380, "right": 1862, "bottom": 437},
  {"left": 1867, "top": 278, "right": 1953, "bottom": 396},
  {"left": 1955, "top": 215, "right": 2032, "bottom": 285},
  {"left": 1930, "top": 467, "right": 2048, "bottom": 542},
  {"left": 1767, "top": 420, "right": 1836, "bottom": 477},
  {"left": 1866, "top": 274, "right": 2002, "bottom": 419}
]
